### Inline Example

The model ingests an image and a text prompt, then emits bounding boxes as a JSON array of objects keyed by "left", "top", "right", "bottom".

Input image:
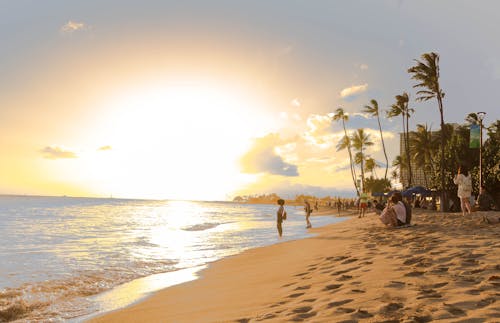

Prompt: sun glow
[{"left": 77, "top": 82, "right": 269, "bottom": 200}]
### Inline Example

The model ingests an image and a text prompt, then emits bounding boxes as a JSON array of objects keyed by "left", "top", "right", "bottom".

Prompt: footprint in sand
[
  {"left": 288, "top": 292, "right": 305, "bottom": 298},
  {"left": 443, "top": 303, "right": 467, "bottom": 316},
  {"left": 290, "top": 309, "right": 317, "bottom": 321},
  {"left": 302, "top": 298, "right": 316, "bottom": 303},
  {"left": 464, "top": 288, "right": 483, "bottom": 295},
  {"left": 350, "top": 289, "right": 365, "bottom": 294},
  {"left": 257, "top": 313, "right": 276, "bottom": 321},
  {"left": 407, "top": 314, "right": 433, "bottom": 322},
  {"left": 323, "top": 283, "right": 343, "bottom": 291},
  {"left": 385, "top": 281, "right": 406, "bottom": 288},
  {"left": 332, "top": 269, "right": 349, "bottom": 275},
  {"left": 476, "top": 297, "right": 496, "bottom": 308},
  {"left": 335, "top": 307, "right": 355, "bottom": 313},
  {"left": 417, "top": 289, "right": 442, "bottom": 299},
  {"left": 336, "top": 274, "right": 353, "bottom": 281},
  {"left": 294, "top": 285, "right": 311, "bottom": 291},
  {"left": 269, "top": 300, "right": 287, "bottom": 308},
  {"left": 404, "top": 270, "right": 425, "bottom": 277},
  {"left": 432, "top": 282, "right": 448, "bottom": 288},
  {"left": 327, "top": 299, "right": 353, "bottom": 308},
  {"left": 328, "top": 255, "right": 349, "bottom": 262},
  {"left": 381, "top": 302, "right": 404, "bottom": 312},
  {"left": 352, "top": 309, "right": 373, "bottom": 319},
  {"left": 341, "top": 258, "right": 358, "bottom": 265},
  {"left": 430, "top": 266, "right": 449, "bottom": 273},
  {"left": 292, "top": 306, "right": 313, "bottom": 314}
]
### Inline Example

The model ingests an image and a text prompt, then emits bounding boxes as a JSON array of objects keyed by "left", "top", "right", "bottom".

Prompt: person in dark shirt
[
  {"left": 276, "top": 199, "right": 286, "bottom": 237},
  {"left": 477, "top": 185, "right": 495, "bottom": 211}
]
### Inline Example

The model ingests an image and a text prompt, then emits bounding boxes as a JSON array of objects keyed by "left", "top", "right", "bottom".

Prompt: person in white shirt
[
  {"left": 453, "top": 165, "right": 472, "bottom": 216},
  {"left": 379, "top": 193, "right": 407, "bottom": 227}
]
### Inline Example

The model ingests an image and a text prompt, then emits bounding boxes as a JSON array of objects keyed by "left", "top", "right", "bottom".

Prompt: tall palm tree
[
  {"left": 387, "top": 92, "right": 414, "bottom": 188},
  {"left": 363, "top": 99, "right": 389, "bottom": 181},
  {"left": 364, "top": 157, "right": 378, "bottom": 178},
  {"left": 333, "top": 108, "right": 359, "bottom": 195},
  {"left": 411, "top": 124, "right": 437, "bottom": 187},
  {"left": 391, "top": 155, "right": 405, "bottom": 187},
  {"left": 350, "top": 128, "right": 374, "bottom": 191},
  {"left": 408, "top": 52, "right": 447, "bottom": 211}
]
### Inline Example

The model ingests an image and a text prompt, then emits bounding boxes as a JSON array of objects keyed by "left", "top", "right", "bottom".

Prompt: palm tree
[
  {"left": 411, "top": 124, "right": 437, "bottom": 187},
  {"left": 365, "top": 157, "right": 378, "bottom": 178},
  {"left": 391, "top": 170, "right": 399, "bottom": 187},
  {"left": 387, "top": 92, "right": 414, "bottom": 188},
  {"left": 465, "top": 112, "right": 480, "bottom": 125},
  {"left": 333, "top": 108, "right": 359, "bottom": 195},
  {"left": 391, "top": 155, "right": 405, "bottom": 187},
  {"left": 350, "top": 128, "right": 374, "bottom": 191},
  {"left": 408, "top": 52, "right": 447, "bottom": 211},
  {"left": 363, "top": 99, "right": 389, "bottom": 181}
]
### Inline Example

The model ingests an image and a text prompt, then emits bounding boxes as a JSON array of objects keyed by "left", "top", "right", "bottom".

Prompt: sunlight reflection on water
[{"left": 0, "top": 196, "right": 345, "bottom": 321}]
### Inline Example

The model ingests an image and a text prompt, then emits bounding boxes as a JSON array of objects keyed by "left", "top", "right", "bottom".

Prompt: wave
[
  {"left": 182, "top": 222, "right": 221, "bottom": 231},
  {"left": 0, "top": 259, "right": 178, "bottom": 322}
]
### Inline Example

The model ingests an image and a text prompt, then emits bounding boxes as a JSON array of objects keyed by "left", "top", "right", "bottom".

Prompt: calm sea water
[{"left": 0, "top": 196, "right": 345, "bottom": 322}]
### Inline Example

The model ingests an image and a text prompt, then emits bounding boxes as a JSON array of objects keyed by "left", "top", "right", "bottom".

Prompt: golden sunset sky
[{"left": 1, "top": 1, "right": 499, "bottom": 200}]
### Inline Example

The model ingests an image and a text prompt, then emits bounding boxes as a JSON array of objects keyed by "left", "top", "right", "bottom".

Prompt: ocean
[{"left": 0, "top": 195, "right": 346, "bottom": 322}]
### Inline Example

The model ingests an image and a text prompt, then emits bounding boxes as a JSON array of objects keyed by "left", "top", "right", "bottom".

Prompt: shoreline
[
  {"left": 82, "top": 208, "right": 354, "bottom": 321},
  {"left": 90, "top": 209, "right": 499, "bottom": 322}
]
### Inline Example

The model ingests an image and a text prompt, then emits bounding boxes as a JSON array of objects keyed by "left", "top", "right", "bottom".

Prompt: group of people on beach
[
  {"left": 276, "top": 164, "right": 497, "bottom": 235},
  {"left": 275, "top": 199, "right": 313, "bottom": 237}
]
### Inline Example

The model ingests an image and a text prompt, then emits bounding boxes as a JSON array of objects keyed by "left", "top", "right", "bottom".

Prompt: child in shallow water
[{"left": 276, "top": 199, "right": 286, "bottom": 237}]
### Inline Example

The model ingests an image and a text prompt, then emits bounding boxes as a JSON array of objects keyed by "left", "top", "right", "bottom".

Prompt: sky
[{"left": 1, "top": 0, "right": 499, "bottom": 201}]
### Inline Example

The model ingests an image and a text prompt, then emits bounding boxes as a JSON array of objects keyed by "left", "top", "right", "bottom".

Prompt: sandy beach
[{"left": 91, "top": 209, "right": 500, "bottom": 322}]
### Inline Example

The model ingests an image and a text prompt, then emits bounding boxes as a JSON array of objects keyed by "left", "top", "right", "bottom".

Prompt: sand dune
[{"left": 91, "top": 209, "right": 500, "bottom": 322}]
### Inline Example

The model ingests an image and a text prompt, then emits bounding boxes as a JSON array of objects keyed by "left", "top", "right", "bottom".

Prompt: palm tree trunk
[
  {"left": 343, "top": 121, "right": 359, "bottom": 196},
  {"left": 437, "top": 95, "right": 448, "bottom": 212},
  {"left": 377, "top": 115, "right": 389, "bottom": 181},
  {"left": 401, "top": 116, "right": 406, "bottom": 188},
  {"left": 360, "top": 145, "right": 365, "bottom": 191},
  {"left": 405, "top": 113, "right": 413, "bottom": 187}
]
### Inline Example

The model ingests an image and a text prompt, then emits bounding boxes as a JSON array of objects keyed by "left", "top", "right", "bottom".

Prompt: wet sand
[{"left": 91, "top": 209, "right": 500, "bottom": 322}]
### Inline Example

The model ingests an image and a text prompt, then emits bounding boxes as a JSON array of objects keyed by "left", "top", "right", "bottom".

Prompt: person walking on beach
[
  {"left": 276, "top": 199, "right": 286, "bottom": 237},
  {"left": 358, "top": 189, "right": 369, "bottom": 218},
  {"left": 304, "top": 200, "right": 312, "bottom": 228},
  {"left": 453, "top": 165, "right": 472, "bottom": 216}
]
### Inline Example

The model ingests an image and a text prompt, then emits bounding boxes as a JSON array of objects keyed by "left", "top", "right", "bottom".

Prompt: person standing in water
[
  {"left": 304, "top": 200, "right": 312, "bottom": 228},
  {"left": 276, "top": 199, "right": 286, "bottom": 237}
]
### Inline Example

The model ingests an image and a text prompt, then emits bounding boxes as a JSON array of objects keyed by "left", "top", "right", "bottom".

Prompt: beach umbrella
[{"left": 402, "top": 186, "right": 431, "bottom": 197}]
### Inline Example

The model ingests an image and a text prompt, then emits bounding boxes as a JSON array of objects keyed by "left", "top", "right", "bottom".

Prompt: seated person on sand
[
  {"left": 379, "top": 195, "right": 406, "bottom": 227},
  {"left": 477, "top": 185, "right": 496, "bottom": 211},
  {"left": 374, "top": 199, "right": 385, "bottom": 215}
]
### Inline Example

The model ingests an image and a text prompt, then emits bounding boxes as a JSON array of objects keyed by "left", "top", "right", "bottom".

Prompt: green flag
[{"left": 469, "top": 124, "right": 480, "bottom": 148}]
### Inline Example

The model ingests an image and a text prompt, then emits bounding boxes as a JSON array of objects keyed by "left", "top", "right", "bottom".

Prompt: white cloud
[
  {"left": 40, "top": 146, "right": 77, "bottom": 159},
  {"left": 340, "top": 83, "right": 368, "bottom": 99},
  {"left": 303, "top": 114, "right": 337, "bottom": 148},
  {"left": 240, "top": 134, "right": 298, "bottom": 176},
  {"left": 60, "top": 20, "right": 86, "bottom": 33}
]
